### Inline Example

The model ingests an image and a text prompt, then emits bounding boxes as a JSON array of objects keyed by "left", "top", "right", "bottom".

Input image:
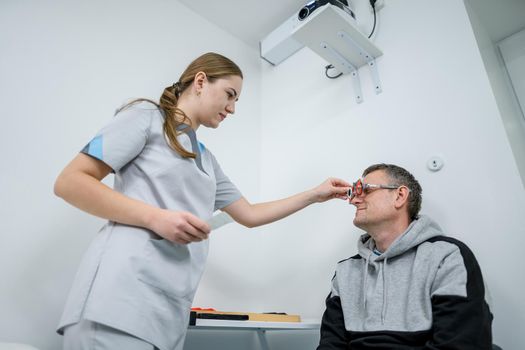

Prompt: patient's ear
[{"left": 394, "top": 186, "right": 410, "bottom": 210}]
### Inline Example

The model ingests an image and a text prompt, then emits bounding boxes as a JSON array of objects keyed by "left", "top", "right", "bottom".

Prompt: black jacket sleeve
[
  {"left": 317, "top": 293, "right": 349, "bottom": 350},
  {"left": 425, "top": 237, "right": 493, "bottom": 350}
]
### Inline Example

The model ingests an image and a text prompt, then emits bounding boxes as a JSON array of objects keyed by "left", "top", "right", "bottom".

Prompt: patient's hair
[{"left": 363, "top": 163, "right": 422, "bottom": 220}]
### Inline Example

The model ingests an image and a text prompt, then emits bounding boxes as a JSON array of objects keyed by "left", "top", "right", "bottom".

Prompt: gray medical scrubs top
[{"left": 57, "top": 102, "right": 242, "bottom": 350}]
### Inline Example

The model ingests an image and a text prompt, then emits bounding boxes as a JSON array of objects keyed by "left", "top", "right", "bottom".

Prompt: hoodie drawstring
[
  {"left": 362, "top": 251, "right": 372, "bottom": 310},
  {"left": 381, "top": 257, "right": 388, "bottom": 324}
]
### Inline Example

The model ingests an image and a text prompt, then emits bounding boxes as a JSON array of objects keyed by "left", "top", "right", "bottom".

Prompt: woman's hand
[
  {"left": 55, "top": 153, "right": 211, "bottom": 244},
  {"left": 147, "top": 209, "right": 211, "bottom": 245},
  {"left": 310, "top": 177, "right": 351, "bottom": 203}
]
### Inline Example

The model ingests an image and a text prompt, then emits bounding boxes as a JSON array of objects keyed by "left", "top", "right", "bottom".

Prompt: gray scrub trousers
[{"left": 57, "top": 102, "right": 242, "bottom": 350}]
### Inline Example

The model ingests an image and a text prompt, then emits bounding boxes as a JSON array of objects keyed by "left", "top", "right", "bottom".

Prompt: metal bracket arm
[
  {"left": 320, "top": 41, "right": 363, "bottom": 103},
  {"left": 337, "top": 30, "right": 382, "bottom": 95}
]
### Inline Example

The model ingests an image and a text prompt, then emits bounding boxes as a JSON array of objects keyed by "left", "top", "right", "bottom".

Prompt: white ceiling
[
  {"left": 177, "top": 0, "right": 525, "bottom": 47},
  {"left": 177, "top": 0, "right": 310, "bottom": 47}
]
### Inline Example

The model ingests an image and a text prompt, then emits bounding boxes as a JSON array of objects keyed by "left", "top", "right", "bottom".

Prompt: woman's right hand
[{"left": 147, "top": 209, "right": 211, "bottom": 245}]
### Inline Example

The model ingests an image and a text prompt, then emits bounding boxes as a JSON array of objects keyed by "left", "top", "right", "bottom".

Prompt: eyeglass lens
[{"left": 348, "top": 179, "right": 364, "bottom": 198}]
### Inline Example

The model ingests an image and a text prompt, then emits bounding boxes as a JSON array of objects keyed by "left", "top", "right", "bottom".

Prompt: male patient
[{"left": 317, "top": 163, "right": 493, "bottom": 349}]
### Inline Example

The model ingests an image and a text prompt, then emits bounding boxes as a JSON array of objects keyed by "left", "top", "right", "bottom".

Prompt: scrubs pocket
[{"left": 133, "top": 238, "right": 193, "bottom": 300}]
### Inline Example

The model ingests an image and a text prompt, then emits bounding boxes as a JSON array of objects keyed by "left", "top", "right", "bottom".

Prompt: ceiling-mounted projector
[
  {"left": 260, "top": 1, "right": 383, "bottom": 103},
  {"left": 260, "top": 0, "right": 356, "bottom": 65},
  {"left": 298, "top": 0, "right": 355, "bottom": 21}
]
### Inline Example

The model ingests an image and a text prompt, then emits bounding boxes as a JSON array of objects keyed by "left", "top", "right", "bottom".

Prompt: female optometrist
[{"left": 54, "top": 52, "right": 350, "bottom": 350}]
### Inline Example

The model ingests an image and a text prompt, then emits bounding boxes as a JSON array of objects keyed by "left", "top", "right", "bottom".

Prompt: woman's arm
[
  {"left": 54, "top": 153, "right": 210, "bottom": 244},
  {"left": 222, "top": 178, "right": 350, "bottom": 228}
]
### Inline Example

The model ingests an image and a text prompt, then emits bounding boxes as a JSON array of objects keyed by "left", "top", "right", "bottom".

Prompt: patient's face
[{"left": 351, "top": 170, "right": 398, "bottom": 230}]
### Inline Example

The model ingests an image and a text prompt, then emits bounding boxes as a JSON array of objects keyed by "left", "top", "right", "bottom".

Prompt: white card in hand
[{"left": 207, "top": 212, "right": 234, "bottom": 230}]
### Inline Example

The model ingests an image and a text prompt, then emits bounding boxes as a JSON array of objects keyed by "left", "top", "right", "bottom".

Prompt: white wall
[
  {"left": 258, "top": 0, "right": 525, "bottom": 349},
  {"left": 0, "top": 1, "right": 261, "bottom": 349},
  {"left": 465, "top": 0, "right": 525, "bottom": 190},
  {"left": 499, "top": 29, "right": 525, "bottom": 181},
  {"left": 2, "top": 0, "right": 525, "bottom": 350},
  {"left": 500, "top": 29, "right": 525, "bottom": 113}
]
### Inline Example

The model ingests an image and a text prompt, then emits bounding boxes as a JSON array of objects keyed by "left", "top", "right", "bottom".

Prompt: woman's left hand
[
  {"left": 311, "top": 177, "right": 351, "bottom": 203},
  {"left": 223, "top": 177, "right": 351, "bottom": 228}
]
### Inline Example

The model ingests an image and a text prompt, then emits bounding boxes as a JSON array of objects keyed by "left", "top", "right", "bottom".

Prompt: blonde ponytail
[{"left": 116, "top": 52, "right": 243, "bottom": 158}]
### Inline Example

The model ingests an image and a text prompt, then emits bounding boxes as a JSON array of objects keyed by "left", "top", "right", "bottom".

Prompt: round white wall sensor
[{"left": 427, "top": 156, "right": 444, "bottom": 172}]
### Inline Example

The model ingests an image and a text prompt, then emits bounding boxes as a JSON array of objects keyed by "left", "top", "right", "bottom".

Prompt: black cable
[
  {"left": 323, "top": 0, "right": 378, "bottom": 79},
  {"left": 325, "top": 64, "right": 343, "bottom": 79},
  {"left": 368, "top": 0, "right": 377, "bottom": 39}
]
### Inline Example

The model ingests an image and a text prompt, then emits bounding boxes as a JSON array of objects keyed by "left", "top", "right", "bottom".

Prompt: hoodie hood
[
  {"left": 355, "top": 215, "right": 444, "bottom": 324},
  {"left": 358, "top": 215, "right": 444, "bottom": 260}
]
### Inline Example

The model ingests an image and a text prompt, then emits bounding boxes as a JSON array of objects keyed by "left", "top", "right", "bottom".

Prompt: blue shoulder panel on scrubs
[{"left": 85, "top": 135, "right": 103, "bottom": 160}]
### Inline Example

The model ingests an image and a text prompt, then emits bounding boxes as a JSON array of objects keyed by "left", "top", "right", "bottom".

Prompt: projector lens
[{"left": 298, "top": 7, "right": 310, "bottom": 20}]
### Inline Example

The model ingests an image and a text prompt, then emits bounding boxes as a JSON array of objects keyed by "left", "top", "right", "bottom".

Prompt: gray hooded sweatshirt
[{"left": 318, "top": 215, "right": 493, "bottom": 349}]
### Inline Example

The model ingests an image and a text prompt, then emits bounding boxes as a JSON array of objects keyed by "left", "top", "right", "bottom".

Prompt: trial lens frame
[{"left": 347, "top": 178, "right": 400, "bottom": 198}]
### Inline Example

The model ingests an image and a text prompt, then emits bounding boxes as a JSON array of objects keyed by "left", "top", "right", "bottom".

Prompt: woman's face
[{"left": 197, "top": 75, "right": 243, "bottom": 129}]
